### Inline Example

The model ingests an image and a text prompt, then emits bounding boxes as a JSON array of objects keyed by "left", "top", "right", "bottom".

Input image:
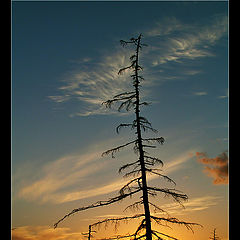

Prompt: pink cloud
[{"left": 196, "top": 151, "right": 228, "bottom": 185}]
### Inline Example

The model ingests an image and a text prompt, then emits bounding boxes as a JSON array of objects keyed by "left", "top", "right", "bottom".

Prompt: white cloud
[
  {"left": 48, "top": 95, "right": 71, "bottom": 103},
  {"left": 218, "top": 88, "right": 228, "bottom": 99},
  {"left": 56, "top": 149, "right": 194, "bottom": 203},
  {"left": 218, "top": 95, "right": 228, "bottom": 99},
  {"left": 193, "top": 91, "right": 208, "bottom": 96},
  {"left": 18, "top": 150, "right": 105, "bottom": 203},
  {"left": 157, "top": 195, "right": 222, "bottom": 216},
  {"left": 17, "top": 147, "right": 195, "bottom": 204},
  {"left": 144, "top": 15, "right": 227, "bottom": 67},
  {"left": 49, "top": 15, "right": 227, "bottom": 117},
  {"left": 49, "top": 49, "right": 137, "bottom": 117},
  {"left": 145, "top": 17, "right": 189, "bottom": 37}
]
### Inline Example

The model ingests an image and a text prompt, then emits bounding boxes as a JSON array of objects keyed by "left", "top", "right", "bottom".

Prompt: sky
[{"left": 12, "top": 1, "right": 228, "bottom": 240}]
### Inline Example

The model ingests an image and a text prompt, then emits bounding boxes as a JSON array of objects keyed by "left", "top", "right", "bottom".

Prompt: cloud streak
[
  {"left": 157, "top": 195, "right": 222, "bottom": 216},
  {"left": 52, "top": 150, "right": 194, "bottom": 204},
  {"left": 17, "top": 149, "right": 106, "bottom": 203},
  {"left": 12, "top": 226, "right": 83, "bottom": 240},
  {"left": 196, "top": 151, "right": 228, "bottom": 185},
  {"left": 17, "top": 148, "right": 195, "bottom": 204},
  {"left": 49, "top": 14, "right": 227, "bottom": 117},
  {"left": 49, "top": 49, "right": 134, "bottom": 117},
  {"left": 193, "top": 91, "right": 208, "bottom": 96},
  {"left": 145, "top": 15, "right": 227, "bottom": 65}
]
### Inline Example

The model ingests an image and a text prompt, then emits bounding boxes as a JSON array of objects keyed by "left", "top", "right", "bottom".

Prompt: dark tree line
[{"left": 54, "top": 34, "right": 200, "bottom": 240}]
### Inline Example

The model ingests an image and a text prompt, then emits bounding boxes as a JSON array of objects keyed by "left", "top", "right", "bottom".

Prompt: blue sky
[{"left": 12, "top": 2, "right": 228, "bottom": 240}]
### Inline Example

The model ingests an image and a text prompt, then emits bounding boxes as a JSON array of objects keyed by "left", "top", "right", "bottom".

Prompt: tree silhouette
[
  {"left": 54, "top": 34, "right": 200, "bottom": 240},
  {"left": 82, "top": 225, "right": 96, "bottom": 240},
  {"left": 209, "top": 228, "right": 220, "bottom": 240}
]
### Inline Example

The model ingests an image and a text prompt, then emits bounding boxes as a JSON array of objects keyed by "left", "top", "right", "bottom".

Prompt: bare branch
[
  {"left": 140, "top": 125, "right": 158, "bottom": 133},
  {"left": 114, "top": 92, "right": 135, "bottom": 98},
  {"left": 120, "top": 39, "right": 135, "bottom": 47},
  {"left": 152, "top": 232, "right": 164, "bottom": 240},
  {"left": 139, "top": 102, "right": 151, "bottom": 106},
  {"left": 145, "top": 169, "right": 176, "bottom": 185},
  {"left": 97, "top": 234, "right": 137, "bottom": 240},
  {"left": 147, "top": 187, "right": 188, "bottom": 204},
  {"left": 118, "top": 160, "right": 140, "bottom": 174},
  {"left": 134, "top": 219, "right": 146, "bottom": 236},
  {"left": 152, "top": 230, "right": 178, "bottom": 240},
  {"left": 148, "top": 202, "right": 169, "bottom": 215},
  {"left": 116, "top": 124, "right": 134, "bottom": 134},
  {"left": 102, "top": 94, "right": 136, "bottom": 110},
  {"left": 135, "top": 234, "right": 147, "bottom": 240},
  {"left": 91, "top": 214, "right": 145, "bottom": 229},
  {"left": 138, "top": 116, "right": 151, "bottom": 126},
  {"left": 142, "top": 144, "right": 156, "bottom": 149},
  {"left": 150, "top": 216, "right": 202, "bottom": 233},
  {"left": 144, "top": 156, "right": 163, "bottom": 167},
  {"left": 118, "top": 63, "right": 135, "bottom": 75},
  {"left": 118, "top": 99, "right": 135, "bottom": 112},
  {"left": 131, "top": 117, "right": 158, "bottom": 133},
  {"left": 142, "top": 138, "right": 165, "bottom": 145},
  {"left": 123, "top": 169, "right": 142, "bottom": 178},
  {"left": 102, "top": 140, "right": 137, "bottom": 158},
  {"left": 119, "top": 177, "right": 141, "bottom": 195},
  {"left": 54, "top": 189, "right": 141, "bottom": 228},
  {"left": 123, "top": 200, "right": 143, "bottom": 212}
]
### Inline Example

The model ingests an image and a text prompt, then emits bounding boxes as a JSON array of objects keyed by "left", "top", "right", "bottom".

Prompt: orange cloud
[
  {"left": 12, "top": 226, "right": 83, "bottom": 240},
  {"left": 17, "top": 146, "right": 195, "bottom": 204},
  {"left": 196, "top": 151, "right": 228, "bottom": 185}
]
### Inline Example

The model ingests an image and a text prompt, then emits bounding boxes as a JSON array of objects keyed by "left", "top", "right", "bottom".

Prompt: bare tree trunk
[
  {"left": 134, "top": 34, "right": 152, "bottom": 240},
  {"left": 88, "top": 225, "right": 92, "bottom": 240}
]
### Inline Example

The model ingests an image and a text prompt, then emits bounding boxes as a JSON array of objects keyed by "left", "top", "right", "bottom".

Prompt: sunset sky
[{"left": 12, "top": 1, "right": 228, "bottom": 240}]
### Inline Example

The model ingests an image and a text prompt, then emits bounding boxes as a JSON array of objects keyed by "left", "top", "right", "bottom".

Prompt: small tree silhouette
[
  {"left": 82, "top": 225, "right": 96, "bottom": 240},
  {"left": 209, "top": 228, "right": 220, "bottom": 240},
  {"left": 54, "top": 34, "right": 200, "bottom": 240}
]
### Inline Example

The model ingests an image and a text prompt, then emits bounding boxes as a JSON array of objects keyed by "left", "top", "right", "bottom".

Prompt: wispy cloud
[
  {"left": 49, "top": 49, "right": 134, "bottom": 117},
  {"left": 49, "top": 14, "right": 227, "bottom": 117},
  {"left": 144, "top": 15, "right": 227, "bottom": 65},
  {"left": 218, "top": 95, "right": 228, "bottom": 99},
  {"left": 218, "top": 88, "right": 228, "bottom": 99},
  {"left": 157, "top": 195, "right": 222, "bottom": 216},
  {"left": 196, "top": 151, "right": 228, "bottom": 185},
  {"left": 12, "top": 226, "right": 83, "bottom": 240},
  {"left": 51, "top": 150, "right": 194, "bottom": 204},
  {"left": 17, "top": 150, "right": 105, "bottom": 203},
  {"left": 193, "top": 91, "right": 208, "bottom": 96},
  {"left": 17, "top": 148, "right": 195, "bottom": 204}
]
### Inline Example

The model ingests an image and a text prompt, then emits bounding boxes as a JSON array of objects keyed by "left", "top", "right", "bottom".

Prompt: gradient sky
[{"left": 12, "top": 1, "right": 228, "bottom": 240}]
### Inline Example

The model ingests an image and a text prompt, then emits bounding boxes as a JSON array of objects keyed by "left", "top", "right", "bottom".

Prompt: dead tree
[
  {"left": 82, "top": 225, "right": 96, "bottom": 240},
  {"left": 209, "top": 228, "right": 220, "bottom": 240},
  {"left": 54, "top": 34, "right": 200, "bottom": 240}
]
